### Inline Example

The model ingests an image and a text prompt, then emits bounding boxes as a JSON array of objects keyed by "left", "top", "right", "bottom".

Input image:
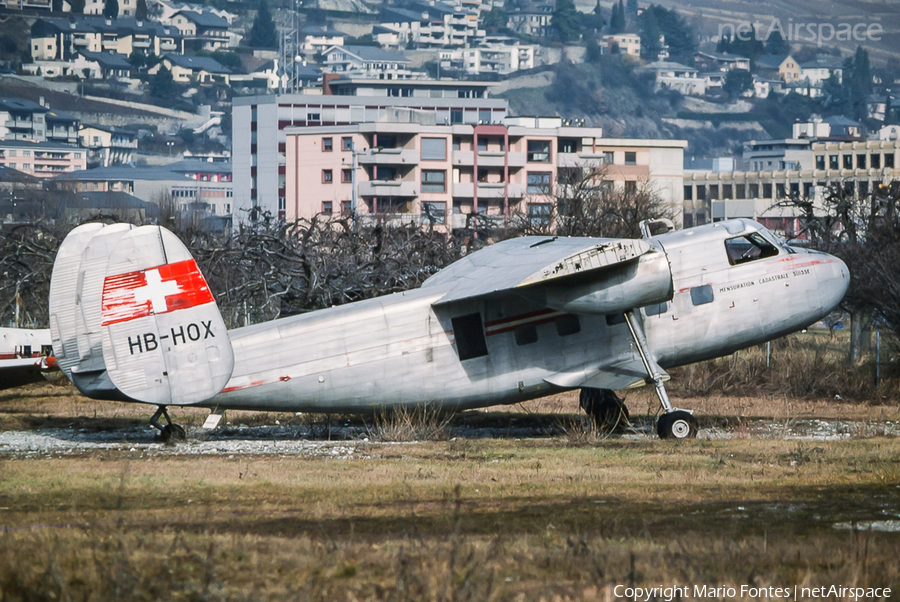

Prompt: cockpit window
[{"left": 724, "top": 233, "right": 779, "bottom": 265}]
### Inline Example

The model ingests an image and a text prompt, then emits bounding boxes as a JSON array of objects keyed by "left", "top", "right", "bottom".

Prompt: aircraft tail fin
[{"left": 51, "top": 224, "right": 234, "bottom": 405}]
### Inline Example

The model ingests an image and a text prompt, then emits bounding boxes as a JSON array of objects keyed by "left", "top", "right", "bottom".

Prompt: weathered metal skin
[
  {"left": 50, "top": 218, "right": 849, "bottom": 416},
  {"left": 209, "top": 219, "right": 848, "bottom": 413}
]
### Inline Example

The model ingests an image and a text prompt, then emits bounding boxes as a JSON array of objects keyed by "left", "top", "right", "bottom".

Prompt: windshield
[{"left": 724, "top": 232, "right": 780, "bottom": 265}]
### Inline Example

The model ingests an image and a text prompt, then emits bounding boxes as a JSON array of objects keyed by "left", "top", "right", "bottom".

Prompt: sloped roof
[
  {"left": 173, "top": 10, "right": 230, "bottom": 28},
  {"left": 78, "top": 50, "right": 132, "bottom": 69},
  {"left": 755, "top": 55, "right": 792, "bottom": 69},
  {"left": 330, "top": 45, "right": 410, "bottom": 63},
  {"left": 45, "top": 107, "right": 80, "bottom": 123},
  {"left": 301, "top": 26, "right": 345, "bottom": 37},
  {"left": 162, "top": 54, "right": 231, "bottom": 74},
  {"left": 0, "top": 98, "right": 47, "bottom": 113}
]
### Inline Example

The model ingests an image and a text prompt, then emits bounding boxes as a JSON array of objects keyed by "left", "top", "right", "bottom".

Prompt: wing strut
[{"left": 623, "top": 310, "right": 698, "bottom": 439}]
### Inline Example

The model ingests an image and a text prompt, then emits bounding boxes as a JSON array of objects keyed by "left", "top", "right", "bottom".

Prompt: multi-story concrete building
[
  {"left": 50, "top": 160, "right": 233, "bottom": 218},
  {"left": 321, "top": 45, "right": 417, "bottom": 80},
  {"left": 232, "top": 93, "right": 510, "bottom": 222},
  {"left": 438, "top": 43, "right": 535, "bottom": 75},
  {"left": 325, "top": 77, "right": 495, "bottom": 99},
  {"left": 282, "top": 116, "right": 686, "bottom": 230},
  {"left": 0, "top": 140, "right": 87, "bottom": 179},
  {"left": 79, "top": 124, "right": 138, "bottom": 167},
  {"left": 684, "top": 139, "right": 900, "bottom": 236},
  {"left": 375, "top": 2, "right": 485, "bottom": 49}
]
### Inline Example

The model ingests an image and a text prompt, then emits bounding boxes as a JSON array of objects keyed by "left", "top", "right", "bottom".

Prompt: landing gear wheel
[
  {"left": 161, "top": 423, "right": 187, "bottom": 443},
  {"left": 579, "top": 388, "right": 630, "bottom": 432},
  {"left": 150, "top": 405, "right": 187, "bottom": 443},
  {"left": 657, "top": 410, "right": 698, "bottom": 440}
]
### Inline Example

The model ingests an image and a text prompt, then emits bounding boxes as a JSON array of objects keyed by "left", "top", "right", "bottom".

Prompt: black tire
[
  {"left": 160, "top": 423, "right": 187, "bottom": 443},
  {"left": 579, "top": 388, "right": 630, "bottom": 431},
  {"left": 657, "top": 410, "right": 698, "bottom": 439}
]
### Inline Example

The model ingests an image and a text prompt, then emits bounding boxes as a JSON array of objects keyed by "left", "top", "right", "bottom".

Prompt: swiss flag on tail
[{"left": 101, "top": 259, "right": 215, "bottom": 326}]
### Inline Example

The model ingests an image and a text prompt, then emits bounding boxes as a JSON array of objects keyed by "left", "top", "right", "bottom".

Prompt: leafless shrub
[{"left": 368, "top": 404, "right": 452, "bottom": 442}]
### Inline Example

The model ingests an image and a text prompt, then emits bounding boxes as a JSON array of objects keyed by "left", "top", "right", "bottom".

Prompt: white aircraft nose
[{"left": 823, "top": 254, "right": 850, "bottom": 312}]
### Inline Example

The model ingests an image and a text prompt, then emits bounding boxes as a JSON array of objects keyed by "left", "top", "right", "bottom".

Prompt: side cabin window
[
  {"left": 452, "top": 313, "right": 488, "bottom": 360},
  {"left": 691, "top": 285, "right": 714, "bottom": 306},
  {"left": 644, "top": 302, "right": 668, "bottom": 316},
  {"left": 724, "top": 233, "right": 779, "bottom": 266}
]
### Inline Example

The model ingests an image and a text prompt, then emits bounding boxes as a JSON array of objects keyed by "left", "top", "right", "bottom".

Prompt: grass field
[{"left": 1, "top": 379, "right": 899, "bottom": 600}]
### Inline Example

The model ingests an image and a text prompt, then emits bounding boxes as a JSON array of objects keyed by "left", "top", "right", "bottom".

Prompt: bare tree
[
  {"left": 777, "top": 180, "right": 900, "bottom": 361},
  {"left": 509, "top": 162, "right": 675, "bottom": 238}
]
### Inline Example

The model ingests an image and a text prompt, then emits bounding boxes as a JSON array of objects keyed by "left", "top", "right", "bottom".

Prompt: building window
[
  {"left": 421, "top": 138, "right": 446, "bottom": 161},
  {"left": 749, "top": 183, "right": 759, "bottom": 197},
  {"left": 857, "top": 154, "right": 866, "bottom": 169},
  {"left": 451, "top": 109, "right": 463, "bottom": 124},
  {"left": 736, "top": 184, "right": 746, "bottom": 199},
  {"left": 559, "top": 138, "right": 578, "bottom": 153},
  {"left": 421, "top": 169, "right": 446, "bottom": 192},
  {"left": 322, "top": 137, "right": 333, "bottom": 151},
  {"left": 341, "top": 200, "right": 352, "bottom": 214},
  {"left": 341, "top": 136, "right": 353, "bottom": 151},
  {"left": 341, "top": 168, "right": 352, "bottom": 183},
  {"left": 603, "top": 151, "right": 614, "bottom": 164},
  {"left": 886, "top": 153, "right": 895, "bottom": 169},
  {"left": 624, "top": 151, "right": 636, "bottom": 165},
  {"left": 843, "top": 155, "right": 852, "bottom": 169},
  {"left": 684, "top": 185, "right": 693, "bottom": 200},
  {"left": 477, "top": 137, "right": 488, "bottom": 152},
  {"left": 708, "top": 184, "right": 718, "bottom": 200},
  {"left": 829, "top": 155, "right": 839, "bottom": 170},
  {"left": 322, "top": 169, "right": 333, "bottom": 183},
  {"left": 452, "top": 136, "right": 461, "bottom": 151},
  {"left": 762, "top": 183, "right": 772, "bottom": 198},
  {"left": 527, "top": 202, "right": 551, "bottom": 226},
  {"left": 422, "top": 201, "right": 446, "bottom": 224},
  {"left": 624, "top": 181, "right": 637, "bottom": 194},
  {"left": 776, "top": 183, "right": 786, "bottom": 198},
  {"left": 872, "top": 153, "right": 881, "bottom": 169},
  {"left": 527, "top": 140, "right": 550, "bottom": 162},
  {"left": 527, "top": 172, "right": 551, "bottom": 194},
  {"left": 815, "top": 155, "right": 825, "bottom": 170},
  {"left": 859, "top": 181, "right": 869, "bottom": 197},
  {"left": 322, "top": 201, "right": 333, "bottom": 214}
]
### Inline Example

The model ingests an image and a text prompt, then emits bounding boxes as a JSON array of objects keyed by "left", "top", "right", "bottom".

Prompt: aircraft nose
[{"left": 822, "top": 254, "right": 850, "bottom": 312}]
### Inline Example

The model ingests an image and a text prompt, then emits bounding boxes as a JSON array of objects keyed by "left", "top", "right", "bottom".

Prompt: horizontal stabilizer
[{"left": 100, "top": 226, "right": 234, "bottom": 405}]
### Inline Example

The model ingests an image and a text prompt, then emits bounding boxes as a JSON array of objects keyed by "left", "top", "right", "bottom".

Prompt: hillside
[{"left": 575, "top": 0, "right": 900, "bottom": 63}]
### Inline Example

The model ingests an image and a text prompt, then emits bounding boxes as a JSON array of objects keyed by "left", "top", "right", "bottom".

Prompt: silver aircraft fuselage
[{"left": 209, "top": 220, "right": 849, "bottom": 413}]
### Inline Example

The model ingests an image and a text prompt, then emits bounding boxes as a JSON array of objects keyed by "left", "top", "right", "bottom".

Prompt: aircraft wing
[
  {"left": 543, "top": 355, "right": 670, "bottom": 391},
  {"left": 423, "top": 236, "right": 673, "bottom": 315}
]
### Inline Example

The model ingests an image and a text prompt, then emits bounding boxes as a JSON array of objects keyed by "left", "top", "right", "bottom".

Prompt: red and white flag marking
[{"left": 101, "top": 259, "right": 215, "bottom": 326}]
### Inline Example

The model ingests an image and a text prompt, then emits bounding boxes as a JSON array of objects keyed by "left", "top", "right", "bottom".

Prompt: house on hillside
[
  {"left": 322, "top": 45, "right": 416, "bottom": 80},
  {"left": 79, "top": 124, "right": 138, "bottom": 167},
  {"left": 168, "top": 10, "right": 231, "bottom": 51},
  {"left": 755, "top": 55, "right": 801, "bottom": 83},
  {"left": 603, "top": 34, "right": 640, "bottom": 57},
  {"left": 693, "top": 51, "right": 750, "bottom": 72},
  {"left": 300, "top": 26, "right": 345, "bottom": 54},
  {"left": 506, "top": 1, "right": 554, "bottom": 37},
  {"left": 637, "top": 61, "right": 706, "bottom": 95},
  {"left": 149, "top": 54, "right": 232, "bottom": 84},
  {"left": 30, "top": 17, "right": 183, "bottom": 62}
]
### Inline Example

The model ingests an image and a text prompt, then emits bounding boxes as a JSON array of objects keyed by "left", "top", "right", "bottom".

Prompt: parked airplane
[
  {"left": 0, "top": 327, "right": 55, "bottom": 390},
  {"left": 48, "top": 218, "right": 848, "bottom": 440}
]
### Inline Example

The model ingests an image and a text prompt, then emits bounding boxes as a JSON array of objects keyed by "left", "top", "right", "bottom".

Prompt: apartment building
[
  {"left": 684, "top": 139, "right": 900, "bottom": 235},
  {"left": 0, "top": 140, "right": 87, "bottom": 179},
  {"left": 283, "top": 116, "right": 686, "bottom": 230},
  {"left": 438, "top": 43, "right": 536, "bottom": 76},
  {"left": 79, "top": 124, "right": 138, "bottom": 167},
  {"left": 232, "top": 94, "right": 509, "bottom": 222},
  {"left": 375, "top": 2, "right": 485, "bottom": 49},
  {"left": 30, "top": 17, "right": 183, "bottom": 62}
]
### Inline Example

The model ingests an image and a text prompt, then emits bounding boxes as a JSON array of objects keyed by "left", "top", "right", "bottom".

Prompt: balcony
[
  {"left": 476, "top": 151, "right": 505, "bottom": 167},
  {"left": 453, "top": 182, "right": 521, "bottom": 198},
  {"left": 358, "top": 180, "right": 418, "bottom": 197},
  {"left": 358, "top": 148, "right": 419, "bottom": 166}
]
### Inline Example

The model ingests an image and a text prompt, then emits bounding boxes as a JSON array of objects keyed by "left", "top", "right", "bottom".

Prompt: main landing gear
[
  {"left": 623, "top": 310, "right": 698, "bottom": 440},
  {"left": 580, "top": 388, "right": 630, "bottom": 432},
  {"left": 150, "top": 405, "right": 187, "bottom": 443}
]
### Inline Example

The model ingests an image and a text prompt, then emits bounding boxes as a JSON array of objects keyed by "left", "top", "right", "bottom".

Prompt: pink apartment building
[{"left": 285, "top": 116, "right": 687, "bottom": 229}]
